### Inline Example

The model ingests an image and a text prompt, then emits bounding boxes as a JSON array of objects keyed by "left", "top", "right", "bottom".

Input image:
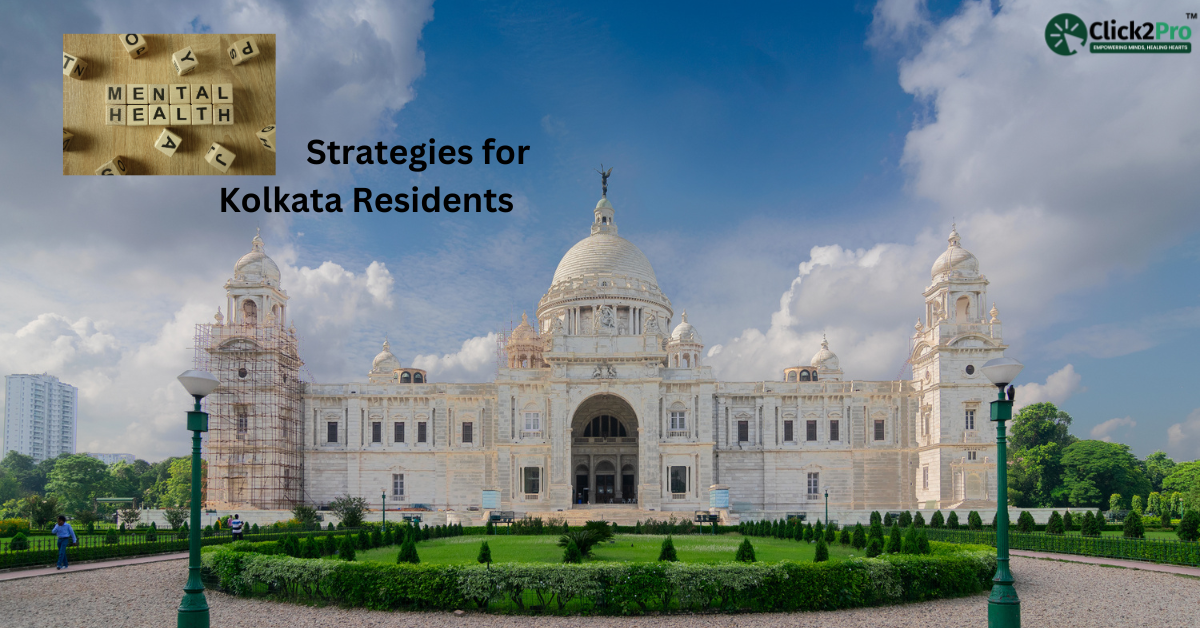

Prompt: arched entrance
[{"left": 571, "top": 394, "right": 638, "bottom": 505}]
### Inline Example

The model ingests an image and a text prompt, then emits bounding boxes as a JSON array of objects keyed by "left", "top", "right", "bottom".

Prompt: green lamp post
[
  {"left": 382, "top": 491, "right": 386, "bottom": 528},
  {"left": 176, "top": 369, "right": 220, "bottom": 628},
  {"left": 981, "top": 356, "right": 1024, "bottom": 628}
]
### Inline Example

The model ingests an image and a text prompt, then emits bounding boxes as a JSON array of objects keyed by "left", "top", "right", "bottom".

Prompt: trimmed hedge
[
  {"left": 927, "top": 528, "right": 1200, "bottom": 566},
  {"left": 201, "top": 546, "right": 996, "bottom": 614}
]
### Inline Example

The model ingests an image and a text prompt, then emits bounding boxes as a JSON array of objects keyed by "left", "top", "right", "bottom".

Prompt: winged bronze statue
[{"left": 596, "top": 165, "right": 613, "bottom": 197}]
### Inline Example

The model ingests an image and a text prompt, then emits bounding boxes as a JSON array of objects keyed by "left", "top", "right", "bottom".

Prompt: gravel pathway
[{"left": 0, "top": 556, "right": 1196, "bottom": 628}]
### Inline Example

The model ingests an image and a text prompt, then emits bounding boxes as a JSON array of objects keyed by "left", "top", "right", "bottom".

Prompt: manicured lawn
[{"left": 357, "top": 533, "right": 859, "bottom": 565}]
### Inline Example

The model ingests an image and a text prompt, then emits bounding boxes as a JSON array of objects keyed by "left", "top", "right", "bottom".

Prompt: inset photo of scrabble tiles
[{"left": 63, "top": 33, "right": 275, "bottom": 175}]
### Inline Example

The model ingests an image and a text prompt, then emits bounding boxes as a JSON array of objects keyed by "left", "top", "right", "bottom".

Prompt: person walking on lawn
[
  {"left": 52, "top": 516, "right": 78, "bottom": 570},
  {"left": 230, "top": 514, "right": 244, "bottom": 540}
]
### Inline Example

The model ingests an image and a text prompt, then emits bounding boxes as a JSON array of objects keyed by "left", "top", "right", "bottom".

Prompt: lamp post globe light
[
  {"left": 176, "top": 369, "right": 219, "bottom": 628},
  {"left": 980, "top": 357, "right": 1023, "bottom": 628}
]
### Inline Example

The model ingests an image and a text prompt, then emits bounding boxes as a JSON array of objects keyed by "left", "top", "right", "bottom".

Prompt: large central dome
[{"left": 551, "top": 232, "right": 659, "bottom": 287}]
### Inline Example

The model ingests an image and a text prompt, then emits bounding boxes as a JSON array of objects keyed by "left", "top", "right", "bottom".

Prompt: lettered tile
[
  {"left": 120, "top": 34, "right": 148, "bottom": 59},
  {"left": 149, "top": 85, "right": 168, "bottom": 104},
  {"left": 105, "top": 84, "right": 126, "bottom": 105},
  {"left": 95, "top": 157, "right": 128, "bottom": 176},
  {"left": 105, "top": 105, "right": 126, "bottom": 126},
  {"left": 191, "top": 84, "right": 212, "bottom": 103},
  {"left": 191, "top": 104, "right": 212, "bottom": 126},
  {"left": 154, "top": 129, "right": 183, "bottom": 157},
  {"left": 227, "top": 38, "right": 261, "bottom": 66},
  {"left": 128, "top": 105, "right": 148, "bottom": 126},
  {"left": 214, "top": 105, "right": 234, "bottom": 126},
  {"left": 255, "top": 124, "right": 276, "bottom": 152},
  {"left": 170, "top": 104, "right": 191, "bottom": 126},
  {"left": 169, "top": 84, "right": 191, "bottom": 104},
  {"left": 171, "top": 47, "right": 198, "bottom": 76},
  {"left": 128, "top": 84, "right": 148, "bottom": 105},
  {"left": 212, "top": 83, "right": 233, "bottom": 104},
  {"left": 63, "top": 129, "right": 73, "bottom": 151},
  {"left": 63, "top": 52, "right": 87, "bottom": 80},
  {"left": 149, "top": 104, "right": 169, "bottom": 126},
  {"left": 205, "top": 142, "right": 237, "bottom": 173}
]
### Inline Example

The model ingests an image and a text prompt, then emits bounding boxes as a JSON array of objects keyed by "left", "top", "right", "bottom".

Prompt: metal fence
[
  {"left": 0, "top": 527, "right": 352, "bottom": 569},
  {"left": 926, "top": 528, "right": 1200, "bottom": 567}
]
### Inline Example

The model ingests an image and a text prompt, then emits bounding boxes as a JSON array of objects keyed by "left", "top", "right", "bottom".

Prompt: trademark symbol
[{"left": 1188, "top": 12, "right": 1198, "bottom": 19}]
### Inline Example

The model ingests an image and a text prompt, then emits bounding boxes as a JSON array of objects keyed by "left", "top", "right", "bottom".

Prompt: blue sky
[{"left": 0, "top": 0, "right": 1197, "bottom": 461}]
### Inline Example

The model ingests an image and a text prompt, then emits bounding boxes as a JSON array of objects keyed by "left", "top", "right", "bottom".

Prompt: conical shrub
[
  {"left": 658, "top": 535, "right": 678, "bottom": 562},
  {"left": 735, "top": 537, "right": 756, "bottom": 562},
  {"left": 814, "top": 536, "right": 829, "bottom": 562}
]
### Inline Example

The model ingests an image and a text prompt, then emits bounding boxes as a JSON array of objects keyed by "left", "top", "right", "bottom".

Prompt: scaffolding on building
[{"left": 194, "top": 321, "right": 304, "bottom": 511}]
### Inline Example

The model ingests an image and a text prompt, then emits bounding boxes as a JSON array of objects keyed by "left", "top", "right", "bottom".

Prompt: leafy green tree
[
  {"left": 658, "top": 535, "right": 678, "bottom": 561},
  {"left": 339, "top": 534, "right": 356, "bottom": 561},
  {"left": 163, "top": 506, "right": 187, "bottom": 530},
  {"left": 1123, "top": 510, "right": 1145, "bottom": 539},
  {"left": 1062, "top": 510, "right": 1073, "bottom": 532},
  {"left": 1162, "top": 461, "right": 1200, "bottom": 495},
  {"left": 813, "top": 519, "right": 824, "bottom": 542},
  {"left": 1007, "top": 442, "right": 1066, "bottom": 507},
  {"left": 814, "top": 536, "right": 829, "bottom": 562},
  {"left": 292, "top": 504, "right": 318, "bottom": 529},
  {"left": 1016, "top": 511, "right": 1035, "bottom": 533},
  {"left": 1, "top": 451, "right": 47, "bottom": 495},
  {"left": 967, "top": 511, "right": 982, "bottom": 530},
  {"left": 44, "top": 454, "right": 109, "bottom": 513},
  {"left": 27, "top": 495, "right": 60, "bottom": 527},
  {"left": 1142, "top": 451, "right": 1176, "bottom": 493},
  {"left": 947, "top": 511, "right": 960, "bottom": 529},
  {"left": 9, "top": 531, "right": 29, "bottom": 550},
  {"left": 825, "top": 521, "right": 836, "bottom": 543},
  {"left": 1081, "top": 510, "right": 1096, "bottom": 537},
  {"left": 735, "top": 538, "right": 756, "bottom": 562},
  {"left": 145, "top": 457, "right": 206, "bottom": 508},
  {"left": 104, "top": 528, "right": 118, "bottom": 544},
  {"left": 917, "top": 528, "right": 931, "bottom": 554},
  {"left": 1147, "top": 492, "right": 1161, "bottom": 516},
  {"left": 930, "top": 511, "right": 944, "bottom": 528},
  {"left": 1131, "top": 494, "right": 1145, "bottom": 515},
  {"left": 913, "top": 512, "right": 925, "bottom": 528},
  {"left": 329, "top": 495, "right": 369, "bottom": 528},
  {"left": 477, "top": 541, "right": 491, "bottom": 565},
  {"left": 1010, "top": 403, "right": 1076, "bottom": 452},
  {"left": 852, "top": 523, "right": 866, "bottom": 549},
  {"left": 868, "top": 520, "right": 884, "bottom": 545},
  {"left": 839, "top": 527, "right": 851, "bottom": 545},
  {"left": 865, "top": 537, "right": 882, "bottom": 558},
  {"left": 886, "top": 524, "right": 902, "bottom": 553},
  {"left": 899, "top": 511, "right": 912, "bottom": 527},
  {"left": 323, "top": 533, "right": 338, "bottom": 555},
  {"left": 1177, "top": 510, "right": 1200, "bottom": 542},
  {"left": 558, "top": 530, "right": 602, "bottom": 557},
  {"left": 869, "top": 511, "right": 881, "bottom": 526},
  {"left": 1059, "top": 441, "right": 1149, "bottom": 509},
  {"left": 562, "top": 538, "right": 582, "bottom": 563},
  {"left": 1109, "top": 493, "right": 1123, "bottom": 513}
]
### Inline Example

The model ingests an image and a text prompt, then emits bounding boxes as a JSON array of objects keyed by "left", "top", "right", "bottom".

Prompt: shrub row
[
  {"left": 200, "top": 547, "right": 996, "bottom": 614},
  {"left": 926, "top": 528, "right": 1200, "bottom": 567}
]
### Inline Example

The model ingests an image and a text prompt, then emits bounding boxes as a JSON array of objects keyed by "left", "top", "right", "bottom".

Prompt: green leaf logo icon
[{"left": 1046, "top": 13, "right": 1087, "bottom": 55}]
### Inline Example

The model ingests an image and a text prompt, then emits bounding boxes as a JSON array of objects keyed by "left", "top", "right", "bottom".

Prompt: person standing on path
[
  {"left": 52, "top": 516, "right": 77, "bottom": 570},
  {"left": 230, "top": 514, "right": 244, "bottom": 540}
]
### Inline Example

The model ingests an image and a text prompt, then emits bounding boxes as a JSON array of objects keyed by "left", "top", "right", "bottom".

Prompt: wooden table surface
[{"left": 63, "top": 34, "right": 276, "bottom": 176}]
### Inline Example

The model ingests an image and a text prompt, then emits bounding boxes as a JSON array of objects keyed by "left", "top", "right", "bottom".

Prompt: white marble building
[{"left": 200, "top": 193, "right": 1006, "bottom": 520}]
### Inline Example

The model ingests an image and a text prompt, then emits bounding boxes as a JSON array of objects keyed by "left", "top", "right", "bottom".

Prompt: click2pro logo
[{"left": 1045, "top": 12, "right": 1194, "bottom": 54}]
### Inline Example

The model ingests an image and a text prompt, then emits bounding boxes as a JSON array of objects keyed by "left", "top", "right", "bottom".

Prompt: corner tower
[
  {"left": 196, "top": 233, "right": 304, "bottom": 510},
  {"left": 910, "top": 226, "right": 1005, "bottom": 509}
]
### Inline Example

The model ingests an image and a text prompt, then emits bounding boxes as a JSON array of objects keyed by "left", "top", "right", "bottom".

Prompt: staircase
[{"left": 472, "top": 506, "right": 692, "bottom": 527}]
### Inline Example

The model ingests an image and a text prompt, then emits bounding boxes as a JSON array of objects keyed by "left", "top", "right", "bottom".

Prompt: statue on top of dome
[{"left": 596, "top": 164, "right": 613, "bottom": 197}]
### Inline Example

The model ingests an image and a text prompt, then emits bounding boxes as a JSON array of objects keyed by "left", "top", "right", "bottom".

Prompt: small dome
[
  {"left": 670, "top": 311, "right": 702, "bottom": 344},
  {"left": 596, "top": 197, "right": 613, "bottom": 209},
  {"left": 371, "top": 339, "right": 402, "bottom": 372},
  {"left": 510, "top": 312, "right": 538, "bottom": 342},
  {"left": 931, "top": 226, "right": 978, "bottom": 280},
  {"left": 551, "top": 233, "right": 659, "bottom": 287},
  {"left": 234, "top": 233, "right": 281, "bottom": 284},
  {"left": 811, "top": 335, "right": 840, "bottom": 370}
]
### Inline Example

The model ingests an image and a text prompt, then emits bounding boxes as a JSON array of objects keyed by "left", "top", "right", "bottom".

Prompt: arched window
[
  {"left": 811, "top": 372, "right": 818, "bottom": 381},
  {"left": 401, "top": 372, "right": 412, "bottom": 383},
  {"left": 786, "top": 371, "right": 796, "bottom": 382},
  {"left": 413, "top": 372, "right": 424, "bottom": 383},
  {"left": 582, "top": 415, "right": 629, "bottom": 438},
  {"left": 683, "top": 354, "right": 690, "bottom": 368},
  {"left": 956, "top": 296, "right": 970, "bottom": 322},
  {"left": 672, "top": 354, "right": 679, "bottom": 367},
  {"left": 799, "top": 370, "right": 811, "bottom": 382},
  {"left": 241, "top": 299, "right": 257, "bottom": 325}
]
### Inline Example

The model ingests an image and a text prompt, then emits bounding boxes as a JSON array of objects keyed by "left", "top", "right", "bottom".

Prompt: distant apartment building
[
  {"left": 86, "top": 452, "right": 135, "bottom": 465},
  {"left": 3, "top": 374, "right": 78, "bottom": 463}
]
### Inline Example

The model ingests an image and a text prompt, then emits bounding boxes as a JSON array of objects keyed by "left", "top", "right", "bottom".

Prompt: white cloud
[
  {"left": 411, "top": 334, "right": 498, "bottom": 383},
  {"left": 1013, "top": 364, "right": 1086, "bottom": 411},
  {"left": 1166, "top": 409, "right": 1200, "bottom": 461},
  {"left": 869, "top": 0, "right": 931, "bottom": 48},
  {"left": 1091, "top": 416, "right": 1136, "bottom": 443}
]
